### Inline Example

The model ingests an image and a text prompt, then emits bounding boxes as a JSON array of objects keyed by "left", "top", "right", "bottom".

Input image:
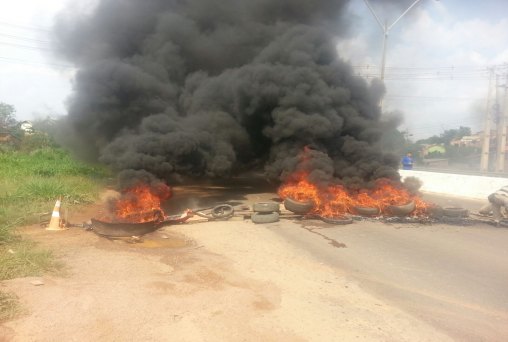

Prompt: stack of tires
[{"left": 251, "top": 202, "right": 280, "bottom": 224}]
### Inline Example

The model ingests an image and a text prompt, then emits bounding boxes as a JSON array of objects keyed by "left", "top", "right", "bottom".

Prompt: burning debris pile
[
  {"left": 276, "top": 147, "right": 431, "bottom": 219},
  {"left": 107, "top": 183, "right": 171, "bottom": 223},
  {"left": 54, "top": 0, "right": 401, "bottom": 189},
  {"left": 99, "top": 171, "right": 172, "bottom": 223},
  {"left": 279, "top": 174, "right": 429, "bottom": 219},
  {"left": 52, "top": 0, "right": 434, "bottom": 225}
]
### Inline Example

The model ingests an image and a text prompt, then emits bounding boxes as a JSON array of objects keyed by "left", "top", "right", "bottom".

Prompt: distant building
[
  {"left": 450, "top": 134, "right": 481, "bottom": 148},
  {"left": 19, "top": 121, "right": 34, "bottom": 135},
  {"left": 420, "top": 144, "right": 448, "bottom": 168},
  {"left": 421, "top": 144, "right": 446, "bottom": 156}
]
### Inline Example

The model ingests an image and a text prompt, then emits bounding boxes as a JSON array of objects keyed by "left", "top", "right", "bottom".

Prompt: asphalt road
[
  {"left": 270, "top": 194, "right": 508, "bottom": 341},
  {"left": 169, "top": 181, "right": 507, "bottom": 340}
]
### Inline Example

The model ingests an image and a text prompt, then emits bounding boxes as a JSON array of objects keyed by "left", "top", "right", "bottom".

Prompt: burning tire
[
  {"left": 283, "top": 198, "right": 314, "bottom": 214},
  {"left": 387, "top": 201, "right": 415, "bottom": 216},
  {"left": 253, "top": 202, "right": 280, "bottom": 213},
  {"left": 251, "top": 212, "right": 279, "bottom": 224},
  {"left": 443, "top": 207, "right": 468, "bottom": 218},
  {"left": 320, "top": 216, "right": 353, "bottom": 225},
  {"left": 353, "top": 206, "right": 380, "bottom": 216},
  {"left": 90, "top": 218, "right": 162, "bottom": 237}
]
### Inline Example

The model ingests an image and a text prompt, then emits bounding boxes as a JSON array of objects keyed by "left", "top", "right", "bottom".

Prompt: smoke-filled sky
[
  {"left": 0, "top": 0, "right": 507, "bottom": 142},
  {"left": 43, "top": 0, "right": 402, "bottom": 186}
]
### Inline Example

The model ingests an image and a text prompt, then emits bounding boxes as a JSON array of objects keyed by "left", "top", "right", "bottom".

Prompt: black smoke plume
[{"left": 54, "top": 0, "right": 400, "bottom": 188}]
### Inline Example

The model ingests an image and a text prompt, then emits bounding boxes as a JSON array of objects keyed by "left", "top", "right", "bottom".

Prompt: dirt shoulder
[{"left": 1, "top": 195, "right": 452, "bottom": 341}]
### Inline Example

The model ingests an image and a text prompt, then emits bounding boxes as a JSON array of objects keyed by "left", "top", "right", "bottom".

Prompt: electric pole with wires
[
  {"left": 495, "top": 69, "right": 508, "bottom": 172},
  {"left": 480, "top": 67, "right": 494, "bottom": 172}
]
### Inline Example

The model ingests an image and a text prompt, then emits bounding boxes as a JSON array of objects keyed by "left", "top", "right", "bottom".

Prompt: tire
[
  {"left": 284, "top": 198, "right": 314, "bottom": 214},
  {"left": 253, "top": 202, "right": 280, "bottom": 213},
  {"left": 442, "top": 207, "right": 468, "bottom": 218},
  {"left": 251, "top": 212, "right": 279, "bottom": 224},
  {"left": 387, "top": 201, "right": 415, "bottom": 216},
  {"left": 353, "top": 206, "right": 380, "bottom": 216},
  {"left": 211, "top": 204, "right": 234, "bottom": 219},
  {"left": 320, "top": 216, "right": 353, "bottom": 225}
]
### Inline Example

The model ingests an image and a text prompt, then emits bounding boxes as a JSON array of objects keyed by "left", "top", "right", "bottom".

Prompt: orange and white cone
[{"left": 46, "top": 198, "right": 66, "bottom": 231}]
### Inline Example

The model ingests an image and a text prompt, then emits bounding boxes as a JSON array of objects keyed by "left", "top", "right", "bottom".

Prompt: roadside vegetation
[
  {"left": 0, "top": 291, "right": 22, "bottom": 322},
  {"left": 381, "top": 123, "right": 478, "bottom": 167},
  {"left": 0, "top": 103, "right": 109, "bottom": 322}
]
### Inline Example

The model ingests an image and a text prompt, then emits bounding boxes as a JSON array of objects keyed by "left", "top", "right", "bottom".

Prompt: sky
[
  {"left": 339, "top": 0, "right": 508, "bottom": 139},
  {"left": 0, "top": 0, "right": 507, "bottom": 140},
  {"left": 0, "top": 0, "right": 71, "bottom": 119}
]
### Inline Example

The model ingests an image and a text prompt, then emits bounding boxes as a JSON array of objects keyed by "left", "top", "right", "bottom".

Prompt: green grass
[
  {"left": 0, "top": 147, "right": 108, "bottom": 321},
  {"left": 0, "top": 241, "right": 65, "bottom": 281},
  {"left": 0, "top": 148, "right": 108, "bottom": 240}
]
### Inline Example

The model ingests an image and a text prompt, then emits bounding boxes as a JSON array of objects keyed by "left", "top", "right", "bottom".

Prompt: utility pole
[
  {"left": 364, "top": 0, "right": 424, "bottom": 111},
  {"left": 380, "top": 21, "right": 389, "bottom": 81},
  {"left": 498, "top": 71, "right": 508, "bottom": 172},
  {"left": 497, "top": 71, "right": 508, "bottom": 172},
  {"left": 480, "top": 68, "right": 494, "bottom": 172},
  {"left": 364, "top": 0, "right": 423, "bottom": 81}
]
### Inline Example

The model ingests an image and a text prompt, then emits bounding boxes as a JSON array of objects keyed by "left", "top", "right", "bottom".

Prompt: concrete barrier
[{"left": 399, "top": 170, "right": 508, "bottom": 200}]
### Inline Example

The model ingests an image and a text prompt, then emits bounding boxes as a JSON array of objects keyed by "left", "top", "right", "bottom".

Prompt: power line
[
  {"left": 383, "top": 75, "right": 504, "bottom": 81},
  {"left": 0, "top": 56, "right": 73, "bottom": 70},
  {"left": 352, "top": 64, "right": 508, "bottom": 70},
  {"left": 406, "top": 119, "right": 482, "bottom": 133},
  {"left": 361, "top": 75, "right": 492, "bottom": 81},
  {"left": 355, "top": 71, "right": 493, "bottom": 80},
  {"left": 0, "top": 21, "right": 50, "bottom": 32},
  {"left": 385, "top": 95, "right": 484, "bottom": 101},
  {"left": 0, "top": 32, "right": 51, "bottom": 45},
  {"left": 352, "top": 63, "right": 508, "bottom": 81},
  {"left": 0, "top": 41, "right": 51, "bottom": 52}
]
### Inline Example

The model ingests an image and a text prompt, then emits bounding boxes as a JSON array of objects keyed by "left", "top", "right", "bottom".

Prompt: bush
[{"left": 18, "top": 132, "right": 57, "bottom": 153}]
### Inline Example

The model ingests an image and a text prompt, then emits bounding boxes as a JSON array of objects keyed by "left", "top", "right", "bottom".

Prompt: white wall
[{"left": 399, "top": 170, "right": 508, "bottom": 200}]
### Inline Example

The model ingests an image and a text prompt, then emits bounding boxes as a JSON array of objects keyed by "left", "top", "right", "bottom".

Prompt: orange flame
[
  {"left": 112, "top": 182, "right": 172, "bottom": 223},
  {"left": 278, "top": 171, "right": 430, "bottom": 217}
]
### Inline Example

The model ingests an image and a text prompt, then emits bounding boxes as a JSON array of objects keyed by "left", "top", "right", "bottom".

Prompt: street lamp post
[{"left": 364, "top": 0, "right": 424, "bottom": 81}]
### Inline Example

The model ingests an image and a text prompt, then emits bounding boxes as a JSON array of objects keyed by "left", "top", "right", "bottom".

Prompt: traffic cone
[{"left": 46, "top": 198, "right": 66, "bottom": 231}]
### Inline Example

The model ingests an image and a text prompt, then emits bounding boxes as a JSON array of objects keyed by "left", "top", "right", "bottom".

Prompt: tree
[
  {"left": 417, "top": 126, "right": 472, "bottom": 146},
  {"left": 441, "top": 126, "right": 471, "bottom": 145},
  {"left": 416, "top": 135, "right": 443, "bottom": 145},
  {"left": 20, "top": 116, "right": 59, "bottom": 152},
  {"left": 0, "top": 102, "right": 17, "bottom": 129}
]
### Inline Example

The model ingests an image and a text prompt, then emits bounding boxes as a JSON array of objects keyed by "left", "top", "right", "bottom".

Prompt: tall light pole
[{"left": 364, "top": 0, "right": 424, "bottom": 81}]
